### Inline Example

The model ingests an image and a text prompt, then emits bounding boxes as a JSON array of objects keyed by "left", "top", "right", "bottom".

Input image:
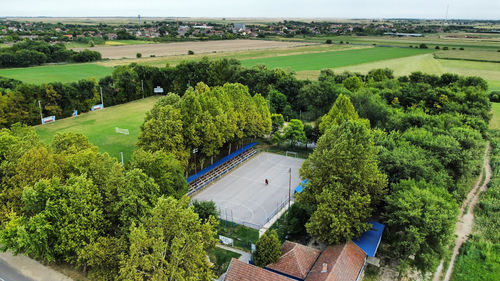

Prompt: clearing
[
  {"left": 0, "top": 63, "right": 113, "bottom": 84},
  {"left": 74, "top": 39, "right": 314, "bottom": 59},
  {"left": 241, "top": 47, "right": 434, "bottom": 71},
  {"left": 35, "top": 96, "right": 160, "bottom": 163},
  {"left": 191, "top": 152, "right": 304, "bottom": 229}
]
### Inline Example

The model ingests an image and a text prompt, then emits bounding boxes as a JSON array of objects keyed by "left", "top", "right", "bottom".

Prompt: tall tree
[
  {"left": 319, "top": 94, "right": 359, "bottom": 133},
  {"left": 252, "top": 230, "right": 282, "bottom": 267},
  {"left": 298, "top": 119, "right": 387, "bottom": 243},
  {"left": 283, "top": 119, "right": 307, "bottom": 148},
  {"left": 119, "top": 196, "right": 218, "bottom": 281}
]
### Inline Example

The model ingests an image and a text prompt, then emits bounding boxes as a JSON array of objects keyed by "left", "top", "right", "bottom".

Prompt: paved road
[{"left": 0, "top": 259, "right": 34, "bottom": 281}]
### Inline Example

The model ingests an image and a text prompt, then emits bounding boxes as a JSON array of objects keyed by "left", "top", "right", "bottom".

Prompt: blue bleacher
[{"left": 186, "top": 142, "right": 258, "bottom": 184}]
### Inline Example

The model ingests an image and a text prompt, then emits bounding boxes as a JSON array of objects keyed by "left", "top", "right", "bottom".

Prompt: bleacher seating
[{"left": 187, "top": 143, "right": 258, "bottom": 195}]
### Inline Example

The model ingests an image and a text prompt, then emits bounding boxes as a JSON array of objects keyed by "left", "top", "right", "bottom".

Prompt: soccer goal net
[
  {"left": 285, "top": 151, "right": 298, "bottom": 158},
  {"left": 115, "top": 127, "right": 130, "bottom": 135}
]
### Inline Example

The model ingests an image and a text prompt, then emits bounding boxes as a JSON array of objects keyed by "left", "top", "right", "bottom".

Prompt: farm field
[
  {"left": 74, "top": 39, "right": 314, "bottom": 59},
  {"left": 435, "top": 50, "right": 500, "bottom": 63},
  {"left": 0, "top": 63, "right": 113, "bottom": 84},
  {"left": 490, "top": 103, "right": 500, "bottom": 129},
  {"left": 96, "top": 43, "right": 359, "bottom": 67},
  {"left": 66, "top": 39, "right": 155, "bottom": 48},
  {"left": 294, "top": 54, "right": 500, "bottom": 91},
  {"left": 35, "top": 96, "right": 161, "bottom": 163},
  {"left": 240, "top": 47, "right": 434, "bottom": 71}
]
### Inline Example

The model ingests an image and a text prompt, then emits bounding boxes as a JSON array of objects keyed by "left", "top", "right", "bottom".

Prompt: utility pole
[
  {"left": 141, "top": 80, "right": 144, "bottom": 99},
  {"left": 38, "top": 100, "right": 43, "bottom": 124},
  {"left": 100, "top": 87, "right": 104, "bottom": 107},
  {"left": 288, "top": 168, "right": 292, "bottom": 209}
]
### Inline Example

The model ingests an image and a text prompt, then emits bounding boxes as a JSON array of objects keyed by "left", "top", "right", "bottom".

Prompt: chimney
[{"left": 321, "top": 263, "right": 328, "bottom": 273}]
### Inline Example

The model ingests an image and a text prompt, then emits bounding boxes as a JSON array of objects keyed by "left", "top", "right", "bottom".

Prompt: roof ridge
[{"left": 327, "top": 243, "right": 348, "bottom": 279}]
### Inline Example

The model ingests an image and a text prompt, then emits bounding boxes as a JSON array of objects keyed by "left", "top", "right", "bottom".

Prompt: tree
[
  {"left": 283, "top": 119, "right": 307, "bottom": 148},
  {"left": 384, "top": 180, "right": 458, "bottom": 273},
  {"left": 319, "top": 94, "right": 359, "bottom": 133},
  {"left": 191, "top": 200, "right": 219, "bottom": 222},
  {"left": 252, "top": 230, "right": 281, "bottom": 267},
  {"left": 342, "top": 76, "right": 363, "bottom": 92},
  {"left": 136, "top": 52, "right": 142, "bottom": 58},
  {"left": 271, "top": 113, "right": 284, "bottom": 134},
  {"left": 78, "top": 236, "right": 127, "bottom": 281},
  {"left": 119, "top": 196, "right": 218, "bottom": 281},
  {"left": 130, "top": 149, "right": 188, "bottom": 198},
  {"left": 298, "top": 119, "right": 387, "bottom": 243}
]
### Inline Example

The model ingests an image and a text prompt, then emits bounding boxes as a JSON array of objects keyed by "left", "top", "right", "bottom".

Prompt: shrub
[
  {"left": 136, "top": 53, "right": 142, "bottom": 58},
  {"left": 443, "top": 46, "right": 449, "bottom": 50},
  {"left": 188, "top": 50, "right": 194, "bottom": 55},
  {"left": 252, "top": 230, "right": 281, "bottom": 267},
  {"left": 192, "top": 200, "right": 218, "bottom": 221},
  {"left": 489, "top": 91, "right": 500, "bottom": 102},
  {"left": 459, "top": 47, "right": 465, "bottom": 50},
  {"left": 419, "top": 43, "right": 428, "bottom": 49},
  {"left": 150, "top": 54, "right": 155, "bottom": 57},
  {"left": 325, "top": 39, "right": 332, "bottom": 44},
  {"left": 435, "top": 46, "right": 440, "bottom": 50}
]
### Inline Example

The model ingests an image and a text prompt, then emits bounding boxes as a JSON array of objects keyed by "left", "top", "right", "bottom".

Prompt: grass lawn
[
  {"left": 218, "top": 220, "right": 259, "bottom": 252},
  {"left": 240, "top": 47, "right": 434, "bottom": 71},
  {"left": 490, "top": 103, "right": 500, "bottom": 130},
  {"left": 208, "top": 248, "right": 241, "bottom": 277},
  {"left": 35, "top": 96, "right": 160, "bottom": 163},
  {"left": 0, "top": 63, "right": 113, "bottom": 84}
]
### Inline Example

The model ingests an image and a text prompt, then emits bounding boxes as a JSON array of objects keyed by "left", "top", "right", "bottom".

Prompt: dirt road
[
  {"left": 432, "top": 144, "right": 491, "bottom": 281},
  {"left": 74, "top": 39, "right": 313, "bottom": 59}
]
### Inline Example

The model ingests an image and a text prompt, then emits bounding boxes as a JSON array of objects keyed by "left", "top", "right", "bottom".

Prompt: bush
[
  {"left": 340, "top": 41, "right": 344, "bottom": 44},
  {"left": 435, "top": 46, "right": 440, "bottom": 50},
  {"left": 252, "top": 230, "right": 281, "bottom": 267},
  {"left": 188, "top": 50, "right": 195, "bottom": 55},
  {"left": 71, "top": 49, "right": 101, "bottom": 62},
  {"left": 489, "top": 91, "right": 500, "bottom": 102},
  {"left": 192, "top": 200, "right": 218, "bottom": 221},
  {"left": 150, "top": 54, "right": 156, "bottom": 57},
  {"left": 325, "top": 39, "right": 332, "bottom": 44},
  {"left": 419, "top": 43, "right": 428, "bottom": 49},
  {"left": 136, "top": 53, "right": 142, "bottom": 58},
  {"left": 443, "top": 46, "right": 449, "bottom": 50},
  {"left": 459, "top": 47, "right": 465, "bottom": 50}
]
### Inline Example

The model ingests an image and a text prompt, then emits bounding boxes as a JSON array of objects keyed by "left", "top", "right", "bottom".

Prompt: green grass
[
  {"left": 36, "top": 96, "right": 160, "bottom": 163},
  {"left": 240, "top": 47, "right": 434, "bottom": 71},
  {"left": 435, "top": 50, "right": 500, "bottom": 63},
  {"left": 208, "top": 248, "right": 241, "bottom": 277},
  {"left": 0, "top": 63, "right": 113, "bottom": 84},
  {"left": 490, "top": 103, "right": 500, "bottom": 130},
  {"left": 218, "top": 220, "right": 259, "bottom": 252}
]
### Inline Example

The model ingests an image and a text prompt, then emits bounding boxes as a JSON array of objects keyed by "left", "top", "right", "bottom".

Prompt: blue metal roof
[
  {"left": 186, "top": 142, "right": 258, "bottom": 184},
  {"left": 294, "top": 179, "right": 308, "bottom": 194},
  {"left": 353, "top": 221, "right": 385, "bottom": 257}
]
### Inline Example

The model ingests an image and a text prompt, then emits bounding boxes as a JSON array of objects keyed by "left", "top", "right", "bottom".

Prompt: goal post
[{"left": 285, "top": 151, "right": 298, "bottom": 158}]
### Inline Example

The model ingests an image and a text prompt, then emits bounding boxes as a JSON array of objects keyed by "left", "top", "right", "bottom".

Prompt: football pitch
[
  {"left": 191, "top": 152, "right": 304, "bottom": 229},
  {"left": 36, "top": 96, "right": 160, "bottom": 163}
]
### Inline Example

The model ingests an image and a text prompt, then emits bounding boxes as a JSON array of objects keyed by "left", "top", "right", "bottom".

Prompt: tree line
[
  {"left": 0, "top": 40, "right": 101, "bottom": 68},
  {"left": 271, "top": 71, "right": 489, "bottom": 275}
]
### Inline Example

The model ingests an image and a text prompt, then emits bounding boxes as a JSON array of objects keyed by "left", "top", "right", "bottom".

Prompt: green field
[
  {"left": 490, "top": 103, "right": 500, "bottom": 130},
  {"left": 0, "top": 63, "right": 113, "bottom": 84},
  {"left": 36, "top": 96, "right": 160, "bottom": 163},
  {"left": 240, "top": 47, "right": 434, "bottom": 71}
]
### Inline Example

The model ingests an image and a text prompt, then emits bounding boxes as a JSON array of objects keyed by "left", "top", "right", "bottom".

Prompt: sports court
[{"left": 191, "top": 152, "right": 304, "bottom": 229}]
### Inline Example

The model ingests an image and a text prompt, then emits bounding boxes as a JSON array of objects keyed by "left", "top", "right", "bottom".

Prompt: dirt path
[{"left": 432, "top": 144, "right": 491, "bottom": 281}]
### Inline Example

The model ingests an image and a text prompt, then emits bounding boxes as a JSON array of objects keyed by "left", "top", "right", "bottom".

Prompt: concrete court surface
[{"left": 191, "top": 152, "right": 304, "bottom": 229}]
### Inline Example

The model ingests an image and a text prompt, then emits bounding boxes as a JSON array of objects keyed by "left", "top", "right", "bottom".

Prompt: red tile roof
[
  {"left": 224, "top": 258, "right": 294, "bottom": 281},
  {"left": 305, "top": 241, "right": 366, "bottom": 281},
  {"left": 267, "top": 241, "right": 321, "bottom": 279}
]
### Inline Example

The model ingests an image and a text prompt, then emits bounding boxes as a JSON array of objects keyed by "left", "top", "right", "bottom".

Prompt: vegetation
[
  {"left": 0, "top": 40, "right": 101, "bottom": 68},
  {"left": 241, "top": 47, "right": 433, "bottom": 71},
  {"left": 208, "top": 248, "right": 241, "bottom": 277},
  {"left": 252, "top": 230, "right": 282, "bottom": 267},
  {"left": 450, "top": 131, "right": 500, "bottom": 280}
]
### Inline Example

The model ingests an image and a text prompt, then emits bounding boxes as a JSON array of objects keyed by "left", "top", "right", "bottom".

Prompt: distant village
[{"left": 0, "top": 18, "right": 499, "bottom": 45}]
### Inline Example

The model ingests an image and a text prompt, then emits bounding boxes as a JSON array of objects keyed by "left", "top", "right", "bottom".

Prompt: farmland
[
  {"left": 35, "top": 96, "right": 160, "bottom": 163},
  {"left": 74, "top": 39, "right": 314, "bottom": 59},
  {"left": 240, "top": 47, "right": 434, "bottom": 71},
  {"left": 0, "top": 63, "right": 113, "bottom": 84}
]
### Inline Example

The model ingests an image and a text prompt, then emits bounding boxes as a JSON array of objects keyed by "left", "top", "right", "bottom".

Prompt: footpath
[
  {"left": 432, "top": 144, "right": 491, "bottom": 281},
  {"left": 0, "top": 249, "right": 72, "bottom": 281}
]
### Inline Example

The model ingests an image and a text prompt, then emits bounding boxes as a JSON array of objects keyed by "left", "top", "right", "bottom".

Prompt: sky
[{"left": 1, "top": 0, "right": 499, "bottom": 20}]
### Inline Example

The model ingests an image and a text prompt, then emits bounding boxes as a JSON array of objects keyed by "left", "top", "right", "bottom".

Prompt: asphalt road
[{"left": 0, "top": 259, "right": 34, "bottom": 281}]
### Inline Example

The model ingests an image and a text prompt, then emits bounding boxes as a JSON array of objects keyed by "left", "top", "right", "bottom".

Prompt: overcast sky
[{"left": 2, "top": 0, "right": 499, "bottom": 20}]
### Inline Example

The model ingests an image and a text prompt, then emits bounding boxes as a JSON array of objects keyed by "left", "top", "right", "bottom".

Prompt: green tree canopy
[
  {"left": 252, "top": 230, "right": 282, "bottom": 267},
  {"left": 319, "top": 94, "right": 359, "bottom": 133}
]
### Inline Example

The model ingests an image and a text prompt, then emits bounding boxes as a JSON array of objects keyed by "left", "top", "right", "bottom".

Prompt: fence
[{"left": 264, "top": 195, "right": 292, "bottom": 225}]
